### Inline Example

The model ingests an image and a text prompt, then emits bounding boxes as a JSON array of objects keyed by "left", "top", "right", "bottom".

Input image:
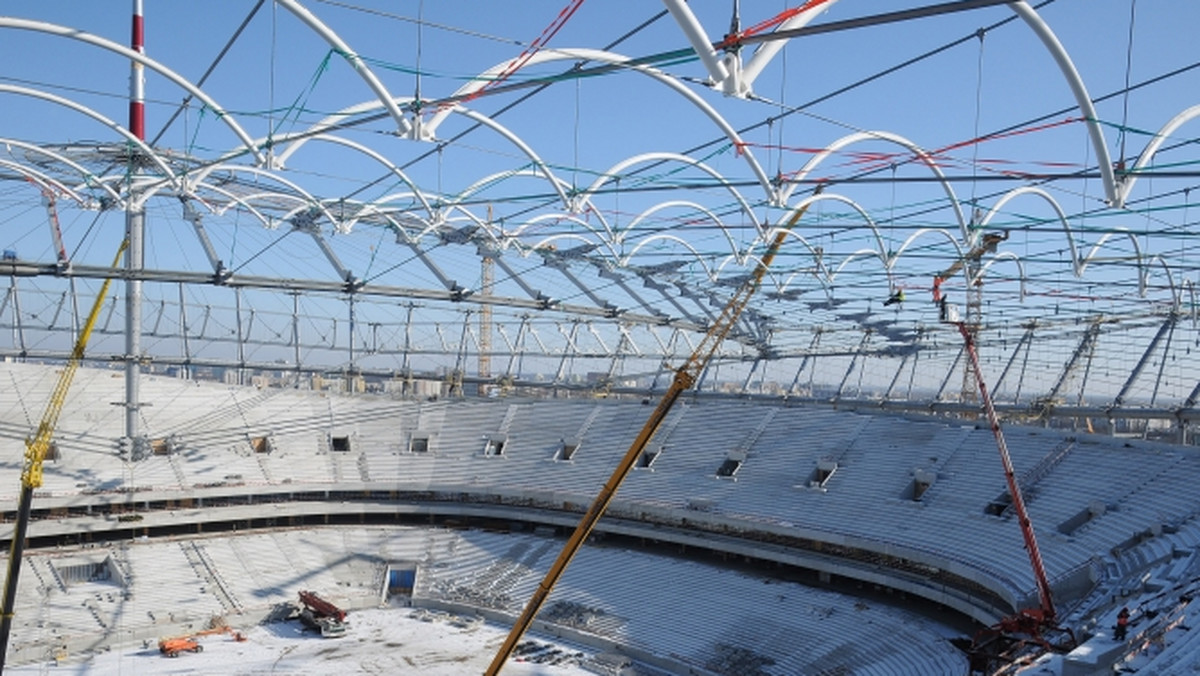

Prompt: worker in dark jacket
[{"left": 1114, "top": 607, "right": 1130, "bottom": 640}]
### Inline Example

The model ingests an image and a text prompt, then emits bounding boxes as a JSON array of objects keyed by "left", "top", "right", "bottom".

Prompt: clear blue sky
[{"left": 0, "top": 1, "right": 1197, "bottom": 395}]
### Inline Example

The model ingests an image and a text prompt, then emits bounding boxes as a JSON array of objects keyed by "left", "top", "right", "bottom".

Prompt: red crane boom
[
  {"left": 298, "top": 590, "right": 346, "bottom": 622},
  {"left": 957, "top": 320, "right": 1075, "bottom": 671}
]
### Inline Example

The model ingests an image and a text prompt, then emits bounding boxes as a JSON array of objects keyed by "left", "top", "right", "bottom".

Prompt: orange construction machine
[{"left": 158, "top": 624, "right": 246, "bottom": 658}]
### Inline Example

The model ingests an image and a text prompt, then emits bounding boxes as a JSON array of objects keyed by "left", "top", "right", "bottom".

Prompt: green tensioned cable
[
  {"left": 268, "top": 50, "right": 335, "bottom": 148},
  {"left": 1121, "top": 157, "right": 1200, "bottom": 174},
  {"left": 1092, "top": 117, "right": 1173, "bottom": 140},
  {"left": 337, "top": 47, "right": 699, "bottom": 90},
  {"left": 186, "top": 107, "right": 207, "bottom": 157}
]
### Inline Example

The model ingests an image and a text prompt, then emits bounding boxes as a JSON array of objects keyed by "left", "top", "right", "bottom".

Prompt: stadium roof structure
[{"left": 0, "top": 1, "right": 1198, "bottom": 431}]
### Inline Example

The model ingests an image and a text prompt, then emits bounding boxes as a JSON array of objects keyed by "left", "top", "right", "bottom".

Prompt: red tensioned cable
[
  {"left": 717, "top": 0, "right": 836, "bottom": 51},
  {"left": 759, "top": 116, "right": 1085, "bottom": 182},
  {"left": 928, "top": 116, "right": 1081, "bottom": 157},
  {"left": 455, "top": 0, "right": 586, "bottom": 108}
]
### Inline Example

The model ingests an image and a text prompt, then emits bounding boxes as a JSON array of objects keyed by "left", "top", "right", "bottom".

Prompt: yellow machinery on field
[
  {"left": 485, "top": 188, "right": 822, "bottom": 675},
  {"left": 0, "top": 241, "right": 128, "bottom": 673}
]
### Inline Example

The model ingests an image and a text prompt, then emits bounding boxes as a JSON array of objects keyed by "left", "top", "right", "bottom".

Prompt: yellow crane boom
[
  {"left": 0, "top": 240, "right": 128, "bottom": 673},
  {"left": 485, "top": 187, "right": 822, "bottom": 675}
]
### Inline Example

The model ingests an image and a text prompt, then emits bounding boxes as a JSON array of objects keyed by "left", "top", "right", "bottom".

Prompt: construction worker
[
  {"left": 1114, "top": 607, "right": 1130, "bottom": 640},
  {"left": 883, "top": 288, "right": 905, "bottom": 307}
]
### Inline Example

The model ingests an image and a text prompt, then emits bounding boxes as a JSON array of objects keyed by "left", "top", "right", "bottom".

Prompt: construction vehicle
[
  {"left": 0, "top": 240, "right": 129, "bottom": 674},
  {"left": 158, "top": 636, "right": 204, "bottom": 658},
  {"left": 297, "top": 590, "right": 348, "bottom": 638},
  {"left": 953, "top": 318, "right": 1076, "bottom": 672},
  {"left": 485, "top": 186, "right": 823, "bottom": 675},
  {"left": 158, "top": 624, "right": 246, "bottom": 658}
]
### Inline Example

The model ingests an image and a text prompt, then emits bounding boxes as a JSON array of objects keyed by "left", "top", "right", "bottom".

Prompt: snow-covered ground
[{"left": 10, "top": 607, "right": 600, "bottom": 676}]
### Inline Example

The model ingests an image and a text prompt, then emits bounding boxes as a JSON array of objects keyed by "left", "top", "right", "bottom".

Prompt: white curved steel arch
[
  {"left": 753, "top": 192, "right": 888, "bottom": 267},
  {"left": 443, "top": 107, "right": 573, "bottom": 210},
  {"left": 769, "top": 230, "right": 835, "bottom": 294},
  {"left": 274, "top": 0, "right": 413, "bottom": 139},
  {"left": 449, "top": 169, "right": 600, "bottom": 241},
  {"left": 353, "top": 194, "right": 441, "bottom": 243},
  {"left": 983, "top": 186, "right": 1147, "bottom": 282},
  {"left": 187, "top": 182, "right": 273, "bottom": 228},
  {"left": 624, "top": 201, "right": 739, "bottom": 259},
  {"left": 280, "top": 134, "right": 437, "bottom": 220},
  {"left": 0, "top": 84, "right": 180, "bottom": 194},
  {"left": 620, "top": 234, "right": 715, "bottom": 281},
  {"left": 579, "top": 151, "right": 763, "bottom": 240},
  {"left": 975, "top": 251, "right": 1028, "bottom": 301},
  {"left": 713, "top": 252, "right": 787, "bottom": 292},
  {"left": 0, "top": 160, "right": 90, "bottom": 207},
  {"left": 527, "top": 233, "right": 601, "bottom": 254},
  {"left": 890, "top": 228, "right": 967, "bottom": 276},
  {"left": 269, "top": 102, "right": 575, "bottom": 216},
  {"left": 981, "top": 186, "right": 1082, "bottom": 274},
  {"left": 0, "top": 137, "right": 125, "bottom": 208},
  {"left": 336, "top": 202, "right": 422, "bottom": 243},
  {"left": 1138, "top": 254, "right": 1175, "bottom": 301},
  {"left": 0, "top": 18, "right": 265, "bottom": 166},
  {"left": 829, "top": 249, "right": 893, "bottom": 290},
  {"left": 509, "top": 214, "right": 619, "bottom": 259},
  {"left": 184, "top": 164, "right": 339, "bottom": 231},
  {"left": 1117, "top": 104, "right": 1200, "bottom": 205},
  {"left": 1009, "top": 1, "right": 1118, "bottom": 207},
  {"left": 778, "top": 130, "right": 968, "bottom": 240},
  {"left": 425, "top": 47, "right": 776, "bottom": 201},
  {"left": 455, "top": 168, "right": 562, "bottom": 211},
  {"left": 740, "top": 1, "right": 842, "bottom": 86},
  {"left": 337, "top": 208, "right": 423, "bottom": 265},
  {"left": 1075, "top": 228, "right": 1143, "bottom": 279}
]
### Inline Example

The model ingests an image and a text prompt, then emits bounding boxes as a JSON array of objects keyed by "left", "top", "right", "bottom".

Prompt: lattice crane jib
[
  {"left": 484, "top": 186, "right": 822, "bottom": 675},
  {"left": 0, "top": 240, "right": 128, "bottom": 671}
]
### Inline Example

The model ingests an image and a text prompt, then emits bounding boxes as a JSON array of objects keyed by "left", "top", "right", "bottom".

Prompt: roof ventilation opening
[
  {"left": 806, "top": 459, "right": 838, "bottom": 490},
  {"left": 985, "top": 492, "right": 1013, "bottom": 517},
  {"left": 716, "top": 451, "right": 746, "bottom": 479},
  {"left": 409, "top": 432, "right": 430, "bottom": 454},
  {"left": 557, "top": 437, "right": 581, "bottom": 461},
  {"left": 637, "top": 446, "right": 661, "bottom": 470},
  {"left": 329, "top": 435, "right": 352, "bottom": 453},
  {"left": 903, "top": 469, "right": 937, "bottom": 501},
  {"left": 1058, "top": 500, "right": 1108, "bottom": 536},
  {"left": 482, "top": 434, "right": 507, "bottom": 457}
]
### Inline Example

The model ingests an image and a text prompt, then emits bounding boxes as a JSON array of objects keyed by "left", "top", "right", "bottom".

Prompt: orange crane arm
[{"left": 485, "top": 186, "right": 822, "bottom": 675}]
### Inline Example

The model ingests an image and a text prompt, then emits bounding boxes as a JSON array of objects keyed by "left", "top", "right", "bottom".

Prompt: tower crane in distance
[
  {"left": 0, "top": 240, "right": 129, "bottom": 674},
  {"left": 485, "top": 185, "right": 823, "bottom": 675}
]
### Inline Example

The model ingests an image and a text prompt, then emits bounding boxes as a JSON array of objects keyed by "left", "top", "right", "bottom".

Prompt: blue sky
[{"left": 0, "top": 1, "right": 1198, "bottom": 397}]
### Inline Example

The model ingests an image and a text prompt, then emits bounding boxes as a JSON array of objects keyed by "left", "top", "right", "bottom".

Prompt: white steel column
[{"left": 124, "top": 0, "right": 146, "bottom": 450}]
